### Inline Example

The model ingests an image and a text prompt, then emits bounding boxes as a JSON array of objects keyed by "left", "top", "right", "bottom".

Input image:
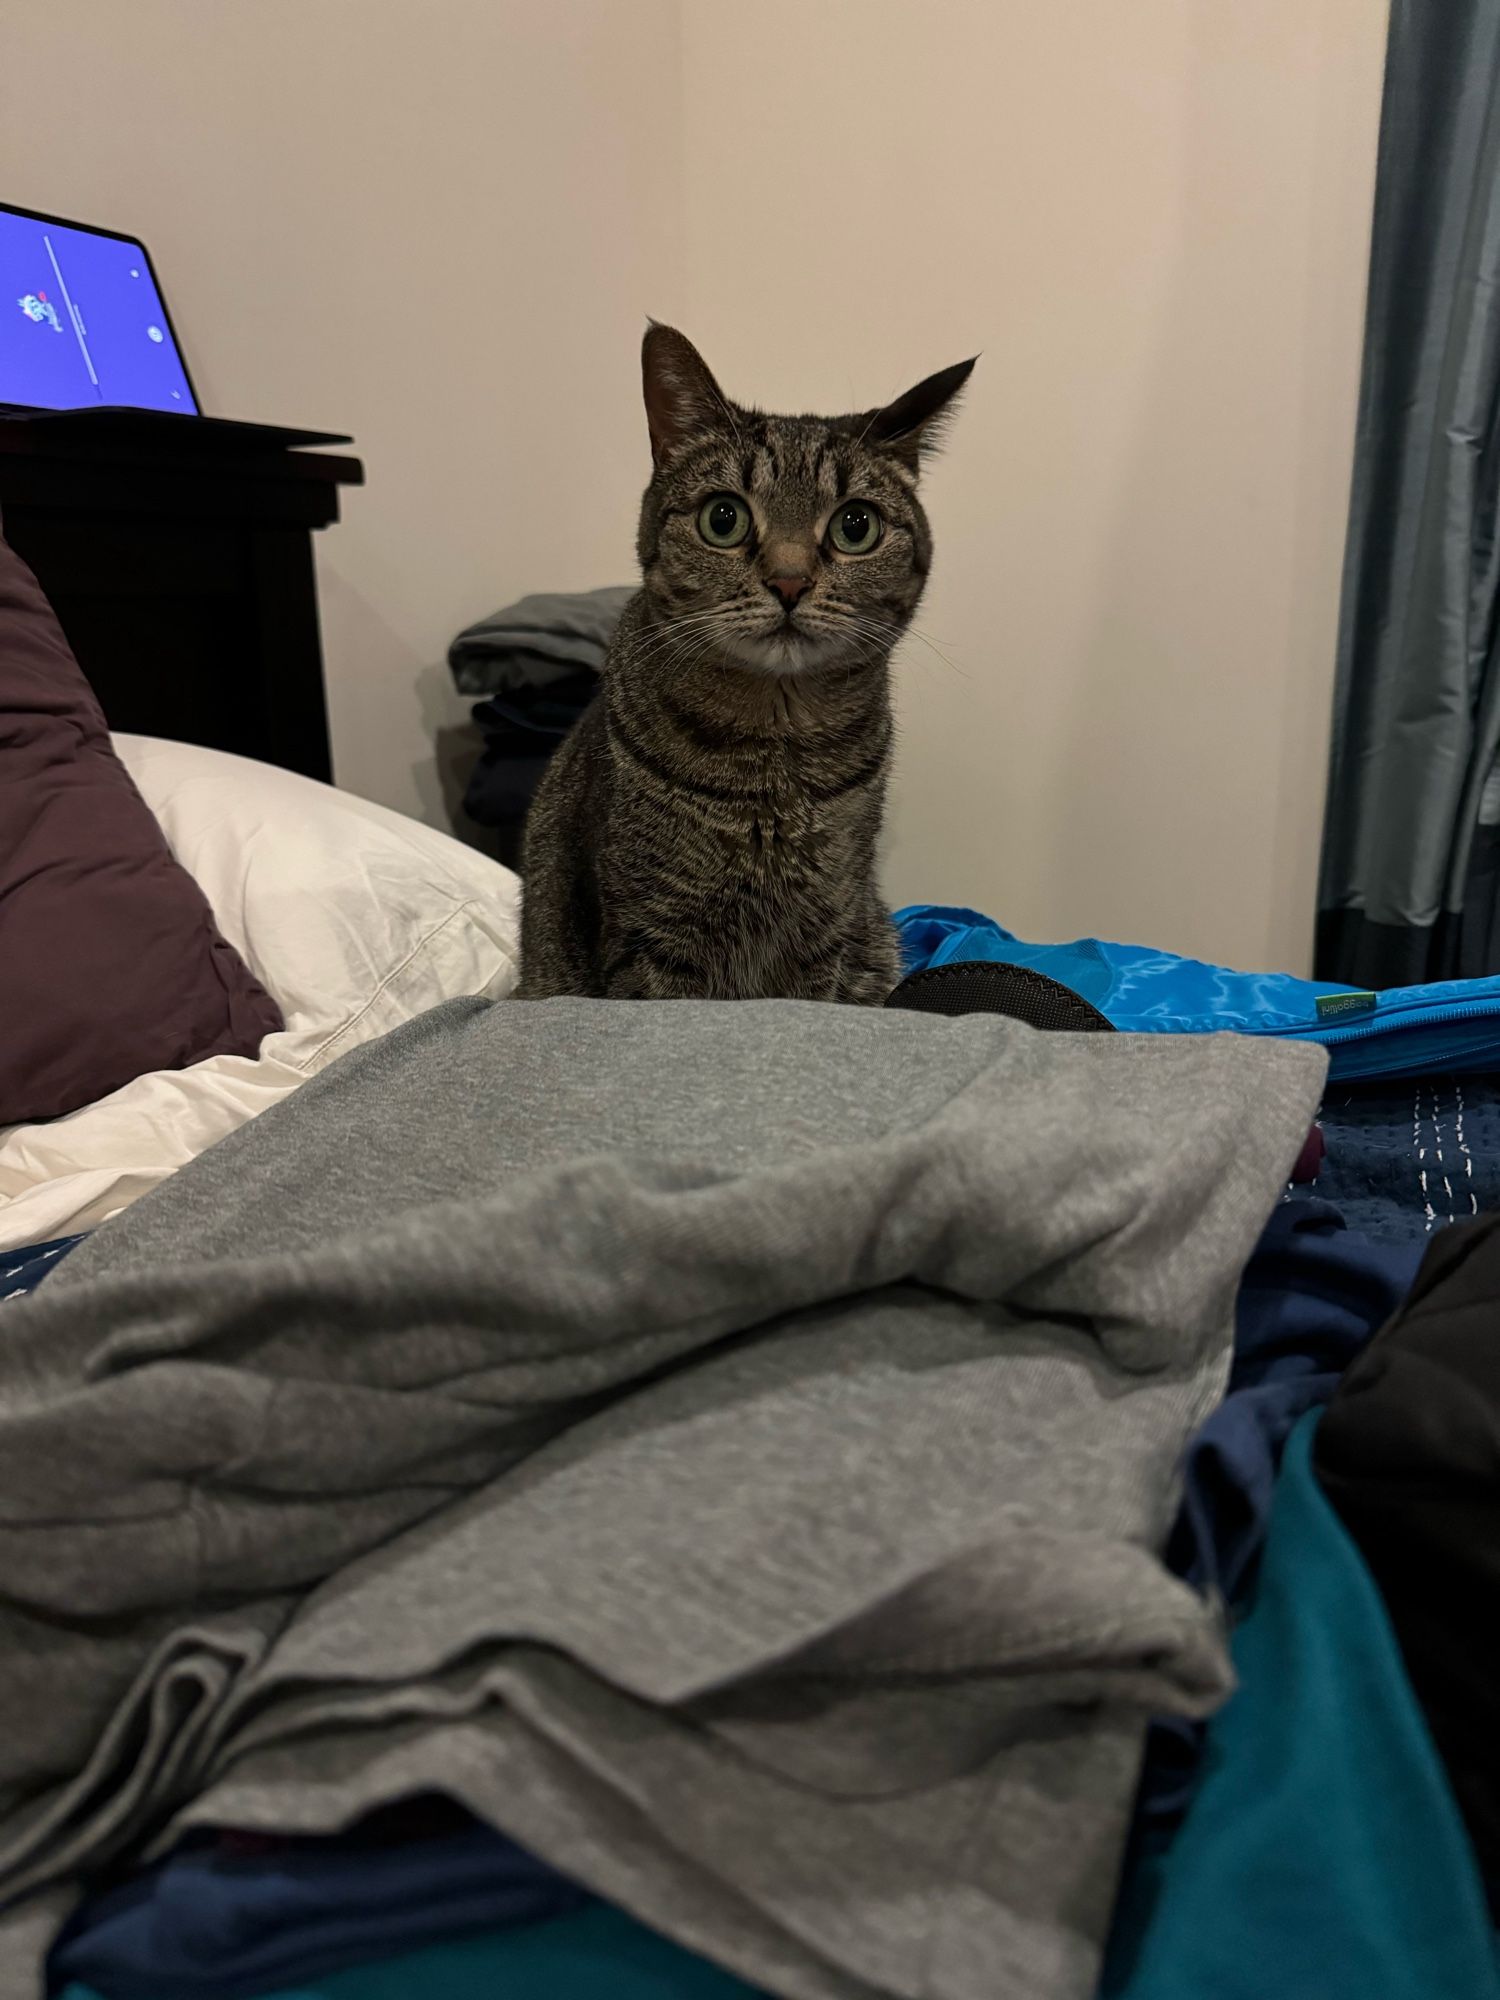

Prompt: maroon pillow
[{"left": 0, "top": 533, "right": 283, "bottom": 1124}]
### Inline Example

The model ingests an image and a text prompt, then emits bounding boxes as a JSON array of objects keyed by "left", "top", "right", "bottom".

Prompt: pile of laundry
[
  {"left": 449, "top": 586, "right": 630, "bottom": 861},
  {"left": 4, "top": 980, "right": 1498, "bottom": 2000}
]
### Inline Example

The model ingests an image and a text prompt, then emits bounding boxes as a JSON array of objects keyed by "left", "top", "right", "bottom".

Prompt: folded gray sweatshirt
[{"left": 0, "top": 999, "right": 1325, "bottom": 2000}]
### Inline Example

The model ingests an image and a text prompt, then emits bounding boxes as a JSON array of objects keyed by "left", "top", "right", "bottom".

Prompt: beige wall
[
  {"left": 679, "top": 0, "right": 1387, "bottom": 971},
  {"left": 1, "top": 1, "right": 1386, "bottom": 970},
  {"left": 0, "top": 0, "right": 683, "bottom": 828}
]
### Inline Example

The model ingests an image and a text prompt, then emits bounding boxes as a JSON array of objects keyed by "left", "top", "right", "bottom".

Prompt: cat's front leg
[
  {"left": 836, "top": 963, "right": 899, "bottom": 1007},
  {"left": 602, "top": 949, "right": 708, "bottom": 1001},
  {"left": 835, "top": 923, "right": 902, "bottom": 1007}
]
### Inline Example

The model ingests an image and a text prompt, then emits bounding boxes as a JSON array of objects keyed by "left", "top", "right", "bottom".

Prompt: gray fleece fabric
[
  {"left": 448, "top": 584, "right": 633, "bottom": 694},
  {"left": 0, "top": 999, "right": 1326, "bottom": 2000}
]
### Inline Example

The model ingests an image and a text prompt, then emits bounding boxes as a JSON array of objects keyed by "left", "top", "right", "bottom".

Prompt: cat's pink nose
[{"left": 767, "top": 575, "right": 812, "bottom": 610}]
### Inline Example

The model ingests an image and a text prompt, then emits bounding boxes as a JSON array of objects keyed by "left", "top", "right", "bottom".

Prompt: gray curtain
[{"left": 1318, "top": 0, "right": 1500, "bottom": 987}]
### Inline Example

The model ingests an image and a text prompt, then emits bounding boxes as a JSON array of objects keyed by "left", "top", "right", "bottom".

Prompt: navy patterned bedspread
[{"left": 1309, "top": 1072, "right": 1500, "bottom": 1245}]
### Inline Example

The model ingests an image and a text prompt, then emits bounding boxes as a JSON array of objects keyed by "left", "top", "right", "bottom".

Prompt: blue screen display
[{"left": 0, "top": 208, "right": 198, "bottom": 413}]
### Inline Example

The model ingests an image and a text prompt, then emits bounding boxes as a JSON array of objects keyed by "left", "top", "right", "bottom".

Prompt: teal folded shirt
[
  {"left": 1105, "top": 1413, "right": 1500, "bottom": 2000},
  {"left": 57, "top": 1902, "right": 769, "bottom": 2000}
]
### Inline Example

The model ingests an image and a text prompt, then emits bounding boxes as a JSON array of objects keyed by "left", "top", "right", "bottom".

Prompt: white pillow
[{"left": 0, "top": 737, "right": 520, "bottom": 1251}]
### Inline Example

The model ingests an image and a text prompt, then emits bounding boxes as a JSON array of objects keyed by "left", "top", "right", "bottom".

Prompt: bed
[
  {"left": 4, "top": 530, "right": 1497, "bottom": 2000},
  {"left": 0, "top": 531, "right": 521, "bottom": 1256}
]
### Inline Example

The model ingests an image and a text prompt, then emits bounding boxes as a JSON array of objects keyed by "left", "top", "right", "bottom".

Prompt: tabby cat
[{"left": 517, "top": 324, "right": 973, "bottom": 1002}]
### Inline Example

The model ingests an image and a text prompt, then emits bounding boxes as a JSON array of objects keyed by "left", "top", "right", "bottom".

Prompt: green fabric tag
[{"left": 1315, "top": 991, "right": 1378, "bottom": 1020}]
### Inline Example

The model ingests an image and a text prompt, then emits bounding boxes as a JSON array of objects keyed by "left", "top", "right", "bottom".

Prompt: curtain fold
[{"left": 1317, "top": 0, "right": 1500, "bottom": 986}]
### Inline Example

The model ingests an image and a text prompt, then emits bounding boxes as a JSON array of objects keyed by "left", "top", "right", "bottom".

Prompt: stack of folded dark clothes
[{"left": 449, "top": 586, "right": 631, "bottom": 864}]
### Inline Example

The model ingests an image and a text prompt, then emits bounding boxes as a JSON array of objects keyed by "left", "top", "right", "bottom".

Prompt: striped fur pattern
[{"left": 517, "top": 325, "right": 974, "bottom": 1002}]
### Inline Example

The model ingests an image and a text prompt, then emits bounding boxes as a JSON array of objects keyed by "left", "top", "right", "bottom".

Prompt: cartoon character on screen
[{"left": 17, "top": 291, "right": 62, "bottom": 332}]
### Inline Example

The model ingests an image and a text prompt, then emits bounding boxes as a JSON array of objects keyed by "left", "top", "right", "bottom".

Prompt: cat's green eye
[
  {"left": 829, "top": 501, "right": 883, "bottom": 555},
  {"left": 697, "top": 494, "right": 752, "bottom": 550}
]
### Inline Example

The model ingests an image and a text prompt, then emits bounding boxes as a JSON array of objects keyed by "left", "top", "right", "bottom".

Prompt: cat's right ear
[{"left": 642, "top": 323, "right": 737, "bottom": 466}]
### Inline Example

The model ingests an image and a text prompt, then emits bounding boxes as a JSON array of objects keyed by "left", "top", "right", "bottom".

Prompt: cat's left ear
[
  {"left": 642, "top": 322, "right": 738, "bottom": 467},
  {"left": 854, "top": 357, "right": 977, "bottom": 474}
]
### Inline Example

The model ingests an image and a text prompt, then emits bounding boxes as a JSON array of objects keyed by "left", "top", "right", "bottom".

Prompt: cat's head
[{"left": 635, "top": 324, "right": 974, "bottom": 675}]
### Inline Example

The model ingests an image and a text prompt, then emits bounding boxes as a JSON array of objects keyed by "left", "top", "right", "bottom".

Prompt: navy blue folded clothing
[
  {"left": 470, "top": 678, "right": 601, "bottom": 740},
  {"left": 1138, "top": 1200, "right": 1423, "bottom": 1826},
  {"left": 1169, "top": 1199, "right": 1423, "bottom": 1601},
  {"left": 462, "top": 748, "right": 556, "bottom": 830},
  {"left": 47, "top": 1816, "right": 590, "bottom": 2000},
  {"left": 462, "top": 672, "right": 599, "bottom": 836}
]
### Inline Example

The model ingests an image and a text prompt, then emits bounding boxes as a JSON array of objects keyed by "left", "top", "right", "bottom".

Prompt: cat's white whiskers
[
  {"left": 834, "top": 610, "right": 969, "bottom": 681},
  {"left": 629, "top": 610, "right": 737, "bottom": 668}
]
